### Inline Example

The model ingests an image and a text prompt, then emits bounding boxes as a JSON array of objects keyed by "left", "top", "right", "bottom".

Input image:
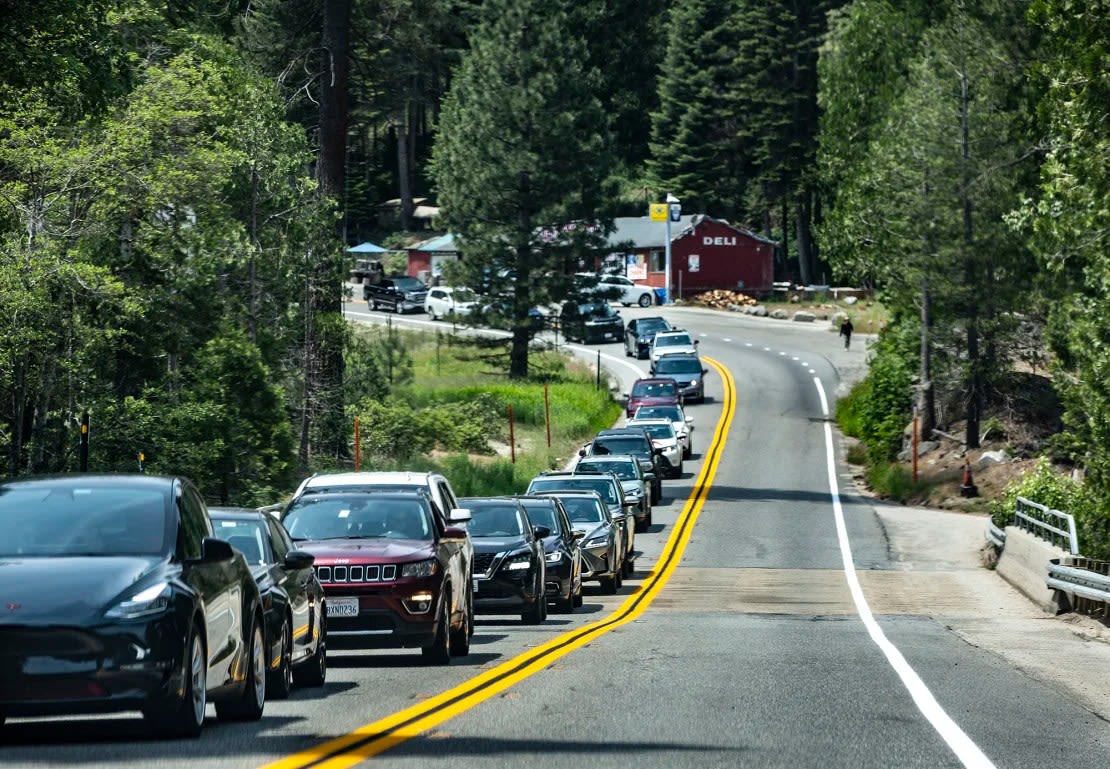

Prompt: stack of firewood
[{"left": 690, "top": 289, "right": 758, "bottom": 308}]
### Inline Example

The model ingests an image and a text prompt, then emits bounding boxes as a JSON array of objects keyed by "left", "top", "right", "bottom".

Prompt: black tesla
[
  {"left": 516, "top": 496, "right": 583, "bottom": 613},
  {"left": 210, "top": 508, "right": 327, "bottom": 698},
  {"left": 0, "top": 475, "right": 267, "bottom": 738}
]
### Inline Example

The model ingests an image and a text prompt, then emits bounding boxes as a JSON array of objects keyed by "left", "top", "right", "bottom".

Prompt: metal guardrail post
[{"left": 1015, "top": 496, "right": 1079, "bottom": 555}]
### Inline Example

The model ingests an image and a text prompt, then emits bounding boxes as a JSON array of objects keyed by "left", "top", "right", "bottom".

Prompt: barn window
[{"left": 649, "top": 250, "right": 665, "bottom": 272}]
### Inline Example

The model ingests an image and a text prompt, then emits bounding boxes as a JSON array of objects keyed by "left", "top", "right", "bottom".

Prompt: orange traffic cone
[{"left": 960, "top": 459, "right": 979, "bottom": 498}]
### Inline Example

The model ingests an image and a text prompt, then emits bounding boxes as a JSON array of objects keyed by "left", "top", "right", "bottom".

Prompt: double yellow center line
[{"left": 261, "top": 358, "right": 736, "bottom": 769}]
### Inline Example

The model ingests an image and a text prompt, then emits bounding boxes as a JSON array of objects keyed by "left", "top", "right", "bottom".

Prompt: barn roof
[{"left": 607, "top": 214, "right": 778, "bottom": 249}]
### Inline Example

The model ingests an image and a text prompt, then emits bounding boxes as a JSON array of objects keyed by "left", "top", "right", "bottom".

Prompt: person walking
[{"left": 839, "top": 317, "right": 854, "bottom": 349}]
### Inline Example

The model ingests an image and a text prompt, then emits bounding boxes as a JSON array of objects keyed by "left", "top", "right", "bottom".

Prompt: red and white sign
[{"left": 688, "top": 254, "right": 700, "bottom": 273}]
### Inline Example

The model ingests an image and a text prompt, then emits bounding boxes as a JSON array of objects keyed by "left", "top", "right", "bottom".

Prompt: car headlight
[
  {"left": 106, "top": 582, "right": 171, "bottom": 619},
  {"left": 401, "top": 558, "right": 438, "bottom": 578},
  {"left": 626, "top": 488, "right": 643, "bottom": 498},
  {"left": 545, "top": 550, "right": 563, "bottom": 564},
  {"left": 584, "top": 536, "right": 609, "bottom": 548},
  {"left": 502, "top": 553, "right": 532, "bottom": 571}
]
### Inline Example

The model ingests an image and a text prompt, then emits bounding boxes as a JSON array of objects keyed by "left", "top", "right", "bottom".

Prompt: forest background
[{"left": 1, "top": 0, "right": 1108, "bottom": 555}]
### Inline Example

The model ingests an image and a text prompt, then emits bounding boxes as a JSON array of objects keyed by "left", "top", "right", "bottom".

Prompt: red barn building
[{"left": 600, "top": 214, "right": 777, "bottom": 299}]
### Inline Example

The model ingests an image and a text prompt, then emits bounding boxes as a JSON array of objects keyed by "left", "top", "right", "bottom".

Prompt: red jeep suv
[
  {"left": 625, "top": 377, "right": 682, "bottom": 418},
  {"left": 280, "top": 490, "right": 473, "bottom": 664}
]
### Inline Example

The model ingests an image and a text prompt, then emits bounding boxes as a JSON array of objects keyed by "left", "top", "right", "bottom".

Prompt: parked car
[
  {"left": 210, "top": 508, "right": 327, "bottom": 697},
  {"left": 459, "top": 497, "right": 548, "bottom": 623},
  {"left": 0, "top": 475, "right": 266, "bottom": 738},
  {"left": 649, "top": 330, "right": 699, "bottom": 366},
  {"left": 650, "top": 353, "right": 708, "bottom": 403},
  {"left": 525, "top": 471, "right": 635, "bottom": 576},
  {"left": 573, "top": 454, "right": 653, "bottom": 531},
  {"left": 559, "top": 300, "right": 623, "bottom": 344},
  {"left": 516, "top": 496, "right": 583, "bottom": 612},
  {"left": 581, "top": 427, "right": 666, "bottom": 504},
  {"left": 634, "top": 403, "right": 695, "bottom": 459},
  {"left": 532, "top": 490, "right": 622, "bottom": 594},
  {"left": 624, "top": 316, "right": 675, "bottom": 359},
  {"left": 280, "top": 490, "right": 473, "bottom": 664},
  {"left": 577, "top": 272, "right": 656, "bottom": 307},
  {"left": 480, "top": 300, "right": 546, "bottom": 333},
  {"left": 364, "top": 275, "right": 430, "bottom": 313},
  {"left": 625, "top": 418, "right": 683, "bottom": 478},
  {"left": 425, "top": 286, "right": 478, "bottom": 320},
  {"left": 625, "top": 377, "right": 683, "bottom": 418}
]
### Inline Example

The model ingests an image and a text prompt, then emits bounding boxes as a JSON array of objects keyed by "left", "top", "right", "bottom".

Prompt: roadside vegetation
[{"left": 343, "top": 326, "right": 622, "bottom": 496}]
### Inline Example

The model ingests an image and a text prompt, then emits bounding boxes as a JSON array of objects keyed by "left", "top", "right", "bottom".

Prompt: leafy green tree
[{"left": 432, "top": 0, "right": 616, "bottom": 379}]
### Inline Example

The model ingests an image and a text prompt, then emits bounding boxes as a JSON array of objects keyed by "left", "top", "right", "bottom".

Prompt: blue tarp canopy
[{"left": 347, "top": 241, "right": 389, "bottom": 253}]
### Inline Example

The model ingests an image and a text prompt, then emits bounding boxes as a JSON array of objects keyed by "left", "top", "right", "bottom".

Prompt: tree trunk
[
  {"left": 394, "top": 109, "right": 413, "bottom": 231},
  {"left": 796, "top": 186, "right": 814, "bottom": 285},
  {"left": 959, "top": 68, "right": 981, "bottom": 449},
  {"left": 318, "top": 0, "right": 350, "bottom": 205}
]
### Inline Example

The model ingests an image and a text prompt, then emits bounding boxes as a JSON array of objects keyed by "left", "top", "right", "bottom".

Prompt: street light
[{"left": 664, "top": 193, "right": 680, "bottom": 305}]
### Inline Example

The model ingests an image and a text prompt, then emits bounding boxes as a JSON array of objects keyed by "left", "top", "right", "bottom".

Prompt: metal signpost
[{"left": 650, "top": 195, "right": 681, "bottom": 304}]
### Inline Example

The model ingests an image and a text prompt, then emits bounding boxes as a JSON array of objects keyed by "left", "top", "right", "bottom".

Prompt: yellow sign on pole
[{"left": 649, "top": 202, "right": 667, "bottom": 221}]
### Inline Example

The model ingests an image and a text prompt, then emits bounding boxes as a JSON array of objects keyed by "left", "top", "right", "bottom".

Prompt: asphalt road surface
[{"left": 4, "top": 302, "right": 1109, "bottom": 768}]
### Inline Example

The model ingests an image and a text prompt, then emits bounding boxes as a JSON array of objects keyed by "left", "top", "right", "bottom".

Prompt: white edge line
[{"left": 813, "top": 376, "right": 996, "bottom": 769}]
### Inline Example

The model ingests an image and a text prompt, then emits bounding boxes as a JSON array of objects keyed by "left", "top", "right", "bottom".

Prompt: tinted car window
[
  {"left": 592, "top": 437, "right": 649, "bottom": 456},
  {"left": 267, "top": 517, "right": 292, "bottom": 562},
  {"left": 393, "top": 277, "right": 425, "bottom": 291},
  {"left": 637, "top": 423, "right": 677, "bottom": 440},
  {"left": 655, "top": 357, "right": 702, "bottom": 374},
  {"left": 577, "top": 460, "right": 637, "bottom": 480},
  {"left": 631, "top": 380, "right": 678, "bottom": 397},
  {"left": 179, "top": 486, "right": 212, "bottom": 560},
  {"left": 0, "top": 485, "right": 169, "bottom": 557},
  {"left": 635, "top": 405, "right": 682, "bottom": 421},
  {"left": 559, "top": 497, "right": 607, "bottom": 524},
  {"left": 520, "top": 501, "right": 560, "bottom": 534},
  {"left": 655, "top": 334, "right": 693, "bottom": 348},
  {"left": 529, "top": 477, "right": 618, "bottom": 504},
  {"left": 466, "top": 504, "right": 526, "bottom": 537},
  {"left": 284, "top": 494, "right": 432, "bottom": 541},
  {"left": 637, "top": 318, "right": 671, "bottom": 334},
  {"left": 214, "top": 519, "right": 269, "bottom": 565}
]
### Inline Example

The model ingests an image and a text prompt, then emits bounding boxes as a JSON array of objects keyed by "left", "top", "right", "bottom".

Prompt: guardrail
[
  {"left": 1046, "top": 558, "right": 1110, "bottom": 618},
  {"left": 986, "top": 521, "right": 1006, "bottom": 549},
  {"left": 1014, "top": 496, "right": 1079, "bottom": 555}
]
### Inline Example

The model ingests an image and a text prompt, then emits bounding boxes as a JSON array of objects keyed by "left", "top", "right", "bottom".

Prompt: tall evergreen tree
[{"left": 432, "top": 0, "right": 616, "bottom": 379}]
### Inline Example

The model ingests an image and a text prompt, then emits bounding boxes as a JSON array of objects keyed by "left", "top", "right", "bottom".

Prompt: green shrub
[{"left": 866, "top": 462, "right": 930, "bottom": 503}]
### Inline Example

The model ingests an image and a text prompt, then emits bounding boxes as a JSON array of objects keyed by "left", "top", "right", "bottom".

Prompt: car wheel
[
  {"left": 450, "top": 588, "right": 472, "bottom": 656},
  {"left": 652, "top": 483, "right": 662, "bottom": 505},
  {"left": 638, "top": 293, "right": 652, "bottom": 308},
  {"left": 521, "top": 576, "right": 546, "bottom": 624},
  {"left": 684, "top": 444, "right": 692, "bottom": 459},
  {"left": 369, "top": 298, "right": 378, "bottom": 311},
  {"left": 216, "top": 615, "right": 266, "bottom": 722},
  {"left": 421, "top": 596, "right": 452, "bottom": 665},
  {"left": 144, "top": 622, "right": 206, "bottom": 738},
  {"left": 600, "top": 573, "right": 618, "bottom": 594},
  {"left": 268, "top": 618, "right": 293, "bottom": 700},
  {"left": 635, "top": 515, "right": 648, "bottom": 533},
  {"left": 614, "top": 566, "right": 623, "bottom": 590},
  {"left": 625, "top": 344, "right": 633, "bottom": 357},
  {"left": 623, "top": 552, "right": 634, "bottom": 576},
  {"left": 292, "top": 610, "right": 327, "bottom": 687},
  {"left": 554, "top": 581, "right": 575, "bottom": 613}
]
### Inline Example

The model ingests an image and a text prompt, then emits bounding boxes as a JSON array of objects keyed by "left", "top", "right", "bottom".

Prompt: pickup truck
[{"left": 363, "top": 275, "right": 430, "bottom": 313}]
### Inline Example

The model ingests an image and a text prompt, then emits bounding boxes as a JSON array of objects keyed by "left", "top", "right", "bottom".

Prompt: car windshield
[
  {"left": 528, "top": 478, "right": 618, "bottom": 505},
  {"left": 634, "top": 405, "right": 682, "bottom": 422},
  {"left": 637, "top": 319, "right": 670, "bottom": 334},
  {"left": 577, "top": 460, "right": 637, "bottom": 480},
  {"left": 592, "top": 437, "right": 649, "bottom": 456},
  {"left": 465, "top": 503, "right": 526, "bottom": 537},
  {"left": 557, "top": 497, "right": 607, "bottom": 525},
  {"left": 654, "top": 357, "right": 702, "bottom": 374},
  {"left": 393, "top": 277, "right": 425, "bottom": 291},
  {"left": 212, "top": 518, "right": 269, "bottom": 565},
  {"left": 631, "top": 381, "right": 677, "bottom": 398},
  {"left": 581, "top": 303, "right": 616, "bottom": 318},
  {"left": 0, "top": 485, "right": 169, "bottom": 557},
  {"left": 283, "top": 494, "right": 432, "bottom": 541},
  {"left": 633, "top": 423, "right": 676, "bottom": 440},
  {"left": 520, "top": 502, "right": 560, "bottom": 534},
  {"left": 656, "top": 334, "right": 693, "bottom": 347}
]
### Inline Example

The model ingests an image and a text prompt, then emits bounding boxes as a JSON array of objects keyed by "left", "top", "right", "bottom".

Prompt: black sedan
[
  {"left": 533, "top": 490, "right": 622, "bottom": 594},
  {"left": 460, "top": 497, "right": 549, "bottom": 623},
  {"left": 210, "top": 508, "right": 327, "bottom": 698},
  {"left": 624, "top": 316, "right": 675, "bottom": 359},
  {"left": 0, "top": 475, "right": 266, "bottom": 738},
  {"left": 516, "top": 496, "right": 583, "bottom": 612}
]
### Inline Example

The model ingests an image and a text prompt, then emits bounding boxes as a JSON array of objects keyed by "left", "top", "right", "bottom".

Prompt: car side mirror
[
  {"left": 622, "top": 392, "right": 629, "bottom": 399},
  {"left": 448, "top": 507, "right": 472, "bottom": 523},
  {"left": 694, "top": 339, "right": 699, "bottom": 345},
  {"left": 572, "top": 530, "right": 586, "bottom": 540},
  {"left": 612, "top": 514, "right": 627, "bottom": 523},
  {"left": 443, "top": 526, "right": 468, "bottom": 541},
  {"left": 533, "top": 525, "right": 552, "bottom": 539},
  {"left": 644, "top": 472, "right": 656, "bottom": 481},
  {"left": 702, "top": 367, "right": 708, "bottom": 374},
  {"left": 622, "top": 500, "right": 638, "bottom": 509},
  {"left": 284, "top": 550, "right": 315, "bottom": 570},
  {"left": 653, "top": 447, "right": 664, "bottom": 455},
  {"left": 199, "top": 537, "right": 235, "bottom": 564},
  {"left": 685, "top": 416, "right": 694, "bottom": 424},
  {"left": 578, "top": 447, "right": 586, "bottom": 457}
]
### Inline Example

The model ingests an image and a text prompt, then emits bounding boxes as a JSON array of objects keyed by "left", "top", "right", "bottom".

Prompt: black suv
[
  {"left": 581, "top": 428, "right": 665, "bottom": 504},
  {"left": 364, "top": 275, "right": 429, "bottom": 313},
  {"left": 560, "top": 300, "right": 623, "bottom": 344},
  {"left": 516, "top": 495, "right": 584, "bottom": 612},
  {"left": 460, "top": 497, "right": 549, "bottom": 624},
  {"left": 624, "top": 316, "right": 675, "bottom": 359}
]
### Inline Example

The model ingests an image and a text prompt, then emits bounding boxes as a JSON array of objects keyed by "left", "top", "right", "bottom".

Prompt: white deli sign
[{"left": 688, "top": 253, "right": 700, "bottom": 273}]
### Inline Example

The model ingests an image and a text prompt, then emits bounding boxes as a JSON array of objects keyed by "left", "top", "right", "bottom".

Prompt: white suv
[
  {"left": 649, "top": 330, "right": 699, "bottom": 366},
  {"left": 291, "top": 471, "right": 470, "bottom": 527},
  {"left": 577, "top": 273, "right": 655, "bottom": 308}
]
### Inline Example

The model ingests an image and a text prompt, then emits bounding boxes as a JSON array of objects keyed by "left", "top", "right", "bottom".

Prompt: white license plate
[
  {"left": 327, "top": 597, "right": 359, "bottom": 617},
  {"left": 472, "top": 578, "right": 479, "bottom": 594}
]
